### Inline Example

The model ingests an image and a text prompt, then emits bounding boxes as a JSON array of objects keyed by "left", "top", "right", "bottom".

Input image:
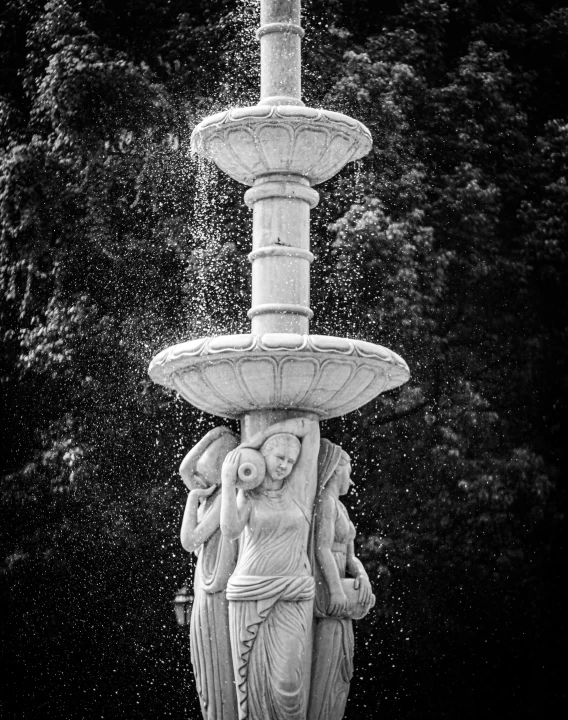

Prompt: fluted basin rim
[
  {"left": 148, "top": 333, "right": 410, "bottom": 419},
  {"left": 192, "top": 105, "right": 371, "bottom": 137},
  {"left": 190, "top": 105, "right": 373, "bottom": 186}
]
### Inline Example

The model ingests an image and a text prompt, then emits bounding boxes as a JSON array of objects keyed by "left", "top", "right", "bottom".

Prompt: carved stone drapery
[
  {"left": 183, "top": 428, "right": 377, "bottom": 720},
  {"left": 179, "top": 428, "right": 240, "bottom": 720},
  {"left": 220, "top": 418, "right": 320, "bottom": 720},
  {"left": 308, "top": 439, "right": 375, "bottom": 720}
]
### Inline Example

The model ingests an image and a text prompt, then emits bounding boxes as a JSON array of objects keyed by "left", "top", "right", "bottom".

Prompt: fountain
[{"left": 149, "top": 1, "right": 409, "bottom": 719}]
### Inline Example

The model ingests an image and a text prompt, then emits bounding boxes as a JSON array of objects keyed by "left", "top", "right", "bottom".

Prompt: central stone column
[
  {"left": 245, "top": 177, "right": 318, "bottom": 336},
  {"left": 243, "top": 0, "right": 316, "bottom": 431},
  {"left": 245, "top": 0, "right": 317, "bottom": 341},
  {"left": 258, "top": 0, "right": 304, "bottom": 106},
  {"left": 151, "top": 1, "right": 408, "bottom": 428}
]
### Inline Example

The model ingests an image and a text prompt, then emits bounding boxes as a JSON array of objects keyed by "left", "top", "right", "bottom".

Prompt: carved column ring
[
  {"left": 256, "top": 22, "right": 305, "bottom": 39},
  {"left": 248, "top": 303, "right": 314, "bottom": 320},
  {"left": 248, "top": 246, "right": 314, "bottom": 263},
  {"left": 245, "top": 182, "right": 320, "bottom": 209}
]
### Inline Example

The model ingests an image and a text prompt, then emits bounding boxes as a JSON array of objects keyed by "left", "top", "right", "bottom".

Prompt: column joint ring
[
  {"left": 245, "top": 182, "right": 319, "bottom": 209},
  {"left": 248, "top": 303, "right": 313, "bottom": 320},
  {"left": 248, "top": 246, "right": 314, "bottom": 263},
  {"left": 256, "top": 23, "right": 305, "bottom": 40}
]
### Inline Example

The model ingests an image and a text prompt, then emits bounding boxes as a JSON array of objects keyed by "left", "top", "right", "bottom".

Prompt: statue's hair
[
  {"left": 196, "top": 429, "right": 238, "bottom": 485},
  {"left": 180, "top": 426, "right": 238, "bottom": 490},
  {"left": 260, "top": 432, "right": 301, "bottom": 459},
  {"left": 317, "top": 440, "right": 351, "bottom": 493}
]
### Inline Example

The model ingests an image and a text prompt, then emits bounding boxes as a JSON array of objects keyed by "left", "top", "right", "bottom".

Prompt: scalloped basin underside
[
  {"left": 190, "top": 105, "right": 373, "bottom": 186},
  {"left": 148, "top": 334, "right": 409, "bottom": 420}
]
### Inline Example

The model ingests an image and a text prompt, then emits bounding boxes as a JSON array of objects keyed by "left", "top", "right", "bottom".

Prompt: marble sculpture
[{"left": 149, "top": 1, "right": 410, "bottom": 718}]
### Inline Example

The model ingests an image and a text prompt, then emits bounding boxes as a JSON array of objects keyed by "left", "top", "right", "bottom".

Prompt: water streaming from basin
[{"left": 150, "top": 2, "right": 410, "bottom": 718}]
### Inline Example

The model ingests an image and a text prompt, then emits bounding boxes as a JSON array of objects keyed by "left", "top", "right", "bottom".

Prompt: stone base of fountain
[{"left": 149, "top": 333, "right": 409, "bottom": 419}]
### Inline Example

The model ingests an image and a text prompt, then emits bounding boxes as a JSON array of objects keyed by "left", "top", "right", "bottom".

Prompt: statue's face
[
  {"left": 334, "top": 459, "right": 353, "bottom": 496},
  {"left": 264, "top": 441, "right": 300, "bottom": 482}
]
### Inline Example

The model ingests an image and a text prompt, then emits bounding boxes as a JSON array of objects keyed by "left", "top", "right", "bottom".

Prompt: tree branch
[{"left": 374, "top": 399, "right": 429, "bottom": 427}]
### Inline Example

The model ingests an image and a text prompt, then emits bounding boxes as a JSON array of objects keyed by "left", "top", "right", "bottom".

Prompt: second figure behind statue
[
  {"left": 179, "top": 426, "right": 240, "bottom": 720},
  {"left": 308, "top": 439, "right": 375, "bottom": 720}
]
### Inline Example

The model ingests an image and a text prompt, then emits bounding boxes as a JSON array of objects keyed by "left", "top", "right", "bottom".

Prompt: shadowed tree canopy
[{"left": 1, "top": 1, "right": 566, "bottom": 718}]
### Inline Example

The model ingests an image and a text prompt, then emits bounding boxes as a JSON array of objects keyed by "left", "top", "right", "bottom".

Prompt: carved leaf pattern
[
  {"left": 191, "top": 106, "right": 372, "bottom": 186},
  {"left": 149, "top": 333, "right": 409, "bottom": 419}
]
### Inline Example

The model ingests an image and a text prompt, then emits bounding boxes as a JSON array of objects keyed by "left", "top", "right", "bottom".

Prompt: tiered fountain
[
  {"left": 149, "top": 1, "right": 409, "bottom": 718},
  {"left": 149, "top": 0, "right": 409, "bottom": 435}
]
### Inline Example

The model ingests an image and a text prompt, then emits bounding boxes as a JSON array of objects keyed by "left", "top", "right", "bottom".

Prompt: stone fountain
[{"left": 149, "top": 2, "right": 409, "bottom": 719}]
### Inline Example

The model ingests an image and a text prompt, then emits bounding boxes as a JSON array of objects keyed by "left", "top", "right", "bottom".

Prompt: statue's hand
[
  {"left": 190, "top": 485, "right": 217, "bottom": 501},
  {"left": 221, "top": 449, "right": 241, "bottom": 486},
  {"left": 354, "top": 575, "right": 373, "bottom": 607},
  {"left": 328, "top": 589, "right": 348, "bottom": 617}
]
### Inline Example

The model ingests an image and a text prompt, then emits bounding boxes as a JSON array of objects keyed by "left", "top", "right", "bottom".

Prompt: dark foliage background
[{"left": 1, "top": 1, "right": 566, "bottom": 718}]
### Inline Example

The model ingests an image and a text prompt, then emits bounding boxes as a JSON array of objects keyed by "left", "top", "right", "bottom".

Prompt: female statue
[
  {"left": 308, "top": 439, "right": 375, "bottom": 720},
  {"left": 179, "top": 426, "right": 240, "bottom": 720},
  {"left": 220, "top": 417, "right": 320, "bottom": 720}
]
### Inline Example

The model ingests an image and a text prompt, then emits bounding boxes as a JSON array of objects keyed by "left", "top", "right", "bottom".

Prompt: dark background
[{"left": 1, "top": 1, "right": 566, "bottom": 718}]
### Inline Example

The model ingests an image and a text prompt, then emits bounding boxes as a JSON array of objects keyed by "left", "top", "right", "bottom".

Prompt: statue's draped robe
[
  {"left": 308, "top": 497, "right": 356, "bottom": 720},
  {"left": 191, "top": 493, "right": 238, "bottom": 720},
  {"left": 226, "top": 484, "right": 315, "bottom": 720},
  {"left": 307, "top": 438, "right": 358, "bottom": 720}
]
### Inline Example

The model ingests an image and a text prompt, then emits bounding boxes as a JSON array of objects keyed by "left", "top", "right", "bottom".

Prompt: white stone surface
[
  {"left": 257, "top": 0, "right": 303, "bottom": 105},
  {"left": 178, "top": 427, "right": 240, "bottom": 720},
  {"left": 220, "top": 417, "right": 320, "bottom": 720},
  {"left": 308, "top": 438, "right": 375, "bottom": 720},
  {"left": 148, "top": 333, "right": 410, "bottom": 419},
  {"left": 155, "top": 2, "right": 410, "bottom": 715},
  {"left": 246, "top": 175, "right": 314, "bottom": 334},
  {"left": 191, "top": 105, "right": 372, "bottom": 187}
]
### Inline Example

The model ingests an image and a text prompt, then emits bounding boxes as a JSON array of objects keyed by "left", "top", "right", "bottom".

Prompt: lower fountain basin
[{"left": 148, "top": 334, "right": 409, "bottom": 420}]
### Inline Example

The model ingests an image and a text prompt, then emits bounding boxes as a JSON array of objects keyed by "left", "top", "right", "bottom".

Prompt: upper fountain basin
[
  {"left": 148, "top": 333, "right": 409, "bottom": 420},
  {"left": 190, "top": 105, "right": 372, "bottom": 186}
]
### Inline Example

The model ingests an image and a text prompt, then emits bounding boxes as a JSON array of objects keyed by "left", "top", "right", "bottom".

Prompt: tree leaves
[{"left": 1, "top": 1, "right": 566, "bottom": 718}]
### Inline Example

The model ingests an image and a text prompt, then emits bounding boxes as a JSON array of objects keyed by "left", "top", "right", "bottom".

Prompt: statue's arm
[
  {"left": 242, "top": 417, "right": 318, "bottom": 450},
  {"left": 180, "top": 488, "right": 221, "bottom": 553},
  {"left": 346, "top": 539, "right": 374, "bottom": 606},
  {"left": 179, "top": 426, "right": 228, "bottom": 488},
  {"left": 315, "top": 494, "right": 348, "bottom": 616},
  {"left": 293, "top": 417, "right": 319, "bottom": 467},
  {"left": 292, "top": 419, "right": 320, "bottom": 508},
  {"left": 220, "top": 449, "right": 251, "bottom": 540}
]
